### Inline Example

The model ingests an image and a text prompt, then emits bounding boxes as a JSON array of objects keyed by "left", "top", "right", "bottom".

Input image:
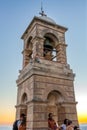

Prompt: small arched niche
[
  {"left": 23, "top": 36, "right": 33, "bottom": 67},
  {"left": 21, "top": 93, "right": 27, "bottom": 104},
  {"left": 47, "top": 90, "right": 64, "bottom": 105},
  {"left": 26, "top": 36, "right": 32, "bottom": 49},
  {"left": 26, "top": 36, "right": 33, "bottom": 59}
]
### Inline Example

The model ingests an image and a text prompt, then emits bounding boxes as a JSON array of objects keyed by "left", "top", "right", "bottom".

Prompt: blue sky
[{"left": 0, "top": 0, "right": 87, "bottom": 124}]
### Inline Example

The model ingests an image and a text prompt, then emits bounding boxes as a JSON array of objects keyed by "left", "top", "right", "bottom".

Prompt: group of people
[
  {"left": 13, "top": 113, "right": 80, "bottom": 130},
  {"left": 13, "top": 113, "right": 26, "bottom": 130},
  {"left": 48, "top": 113, "right": 80, "bottom": 130}
]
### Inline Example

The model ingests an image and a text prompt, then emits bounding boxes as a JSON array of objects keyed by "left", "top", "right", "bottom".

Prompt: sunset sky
[{"left": 0, "top": 0, "right": 87, "bottom": 125}]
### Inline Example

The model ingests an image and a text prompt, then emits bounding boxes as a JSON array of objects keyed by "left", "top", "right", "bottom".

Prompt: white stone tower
[{"left": 16, "top": 11, "right": 78, "bottom": 130}]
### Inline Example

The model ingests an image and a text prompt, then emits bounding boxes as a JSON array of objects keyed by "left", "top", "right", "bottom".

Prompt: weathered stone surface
[{"left": 16, "top": 15, "right": 78, "bottom": 129}]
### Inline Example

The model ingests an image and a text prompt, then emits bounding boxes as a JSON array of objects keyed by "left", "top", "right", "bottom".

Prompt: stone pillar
[
  {"left": 62, "top": 102, "right": 79, "bottom": 125},
  {"left": 15, "top": 106, "right": 21, "bottom": 120},
  {"left": 56, "top": 43, "right": 67, "bottom": 64},
  {"left": 26, "top": 102, "right": 48, "bottom": 130},
  {"left": 22, "top": 49, "right": 32, "bottom": 67},
  {"left": 26, "top": 103, "right": 33, "bottom": 130},
  {"left": 58, "top": 104, "right": 66, "bottom": 125},
  {"left": 32, "top": 36, "right": 44, "bottom": 59}
]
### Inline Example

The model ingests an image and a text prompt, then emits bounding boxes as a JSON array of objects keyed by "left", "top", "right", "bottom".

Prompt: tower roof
[
  {"left": 21, "top": 16, "right": 68, "bottom": 39},
  {"left": 38, "top": 15, "right": 56, "bottom": 24}
]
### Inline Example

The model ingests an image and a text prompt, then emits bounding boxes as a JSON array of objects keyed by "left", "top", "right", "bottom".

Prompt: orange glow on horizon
[
  {"left": 0, "top": 110, "right": 15, "bottom": 125},
  {"left": 0, "top": 117, "right": 15, "bottom": 125},
  {"left": 0, "top": 112, "right": 87, "bottom": 125},
  {"left": 78, "top": 113, "right": 87, "bottom": 124}
]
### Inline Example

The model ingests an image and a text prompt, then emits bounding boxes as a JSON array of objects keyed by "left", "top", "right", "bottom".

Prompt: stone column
[
  {"left": 32, "top": 36, "right": 44, "bottom": 59},
  {"left": 26, "top": 102, "right": 48, "bottom": 130},
  {"left": 15, "top": 105, "right": 21, "bottom": 120},
  {"left": 22, "top": 49, "right": 32, "bottom": 67},
  {"left": 62, "top": 102, "right": 79, "bottom": 125},
  {"left": 56, "top": 43, "right": 67, "bottom": 64},
  {"left": 26, "top": 102, "right": 33, "bottom": 130}
]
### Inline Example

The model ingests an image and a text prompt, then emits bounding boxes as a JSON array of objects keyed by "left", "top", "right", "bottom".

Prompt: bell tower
[{"left": 16, "top": 11, "right": 78, "bottom": 129}]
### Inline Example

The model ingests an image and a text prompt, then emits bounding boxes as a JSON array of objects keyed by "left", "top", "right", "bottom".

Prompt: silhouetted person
[
  {"left": 66, "top": 120, "right": 74, "bottom": 130},
  {"left": 18, "top": 117, "right": 26, "bottom": 130},
  {"left": 13, "top": 113, "right": 26, "bottom": 130},
  {"left": 74, "top": 126, "right": 80, "bottom": 130},
  {"left": 17, "top": 114, "right": 26, "bottom": 128}
]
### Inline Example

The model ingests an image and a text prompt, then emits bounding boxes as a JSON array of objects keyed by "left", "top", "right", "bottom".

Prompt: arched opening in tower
[
  {"left": 47, "top": 90, "right": 65, "bottom": 125},
  {"left": 20, "top": 92, "right": 28, "bottom": 126},
  {"left": 43, "top": 34, "right": 58, "bottom": 61}
]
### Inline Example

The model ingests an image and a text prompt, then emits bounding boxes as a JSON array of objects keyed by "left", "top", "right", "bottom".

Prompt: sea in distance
[{"left": 0, "top": 124, "right": 87, "bottom": 130}]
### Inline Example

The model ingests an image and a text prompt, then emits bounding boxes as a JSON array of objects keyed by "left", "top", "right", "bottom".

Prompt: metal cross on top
[{"left": 39, "top": 1, "right": 47, "bottom": 16}]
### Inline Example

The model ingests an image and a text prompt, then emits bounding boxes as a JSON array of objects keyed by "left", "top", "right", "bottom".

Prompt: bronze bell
[{"left": 44, "top": 39, "right": 53, "bottom": 51}]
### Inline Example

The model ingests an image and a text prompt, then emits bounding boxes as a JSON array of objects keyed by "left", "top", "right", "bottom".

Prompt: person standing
[
  {"left": 61, "top": 119, "right": 68, "bottom": 130},
  {"left": 48, "top": 113, "right": 59, "bottom": 130},
  {"left": 18, "top": 118, "right": 26, "bottom": 130},
  {"left": 17, "top": 114, "right": 26, "bottom": 129},
  {"left": 13, "top": 113, "right": 25, "bottom": 130},
  {"left": 66, "top": 120, "right": 74, "bottom": 130}
]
